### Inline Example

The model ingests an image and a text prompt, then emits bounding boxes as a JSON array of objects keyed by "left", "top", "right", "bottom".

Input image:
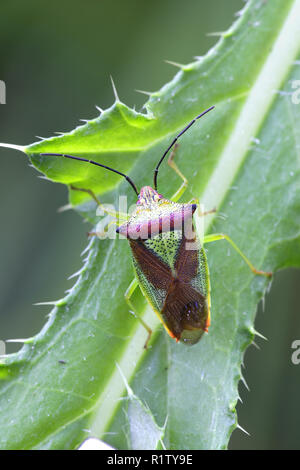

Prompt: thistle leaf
[{"left": 0, "top": 0, "right": 299, "bottom": 450}]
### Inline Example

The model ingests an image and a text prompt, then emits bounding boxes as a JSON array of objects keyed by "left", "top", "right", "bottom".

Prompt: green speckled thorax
[{"left": 117, "top": 186, "right": 210, "bottom": 344}]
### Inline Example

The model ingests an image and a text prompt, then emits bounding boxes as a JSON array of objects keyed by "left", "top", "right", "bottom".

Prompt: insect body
[
  {"left": 117, "top": 186, "right": 210, "bottom": 344},
  {"left": 41, "top": 106, "right": 272, "bottom": 347}
]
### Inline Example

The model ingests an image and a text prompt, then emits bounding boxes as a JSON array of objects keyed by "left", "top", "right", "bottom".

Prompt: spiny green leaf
[{"left": 0, "top": 0, "right": 299, "bottom": 450}]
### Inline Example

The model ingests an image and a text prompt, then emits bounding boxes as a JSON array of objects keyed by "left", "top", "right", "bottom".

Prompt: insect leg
[
  {"left": 88, "top": 219, "right": 118, "bottom": 238},
  {"left": 188, "top": 197, "right": 216, "bottom": 217},
  {"left": 189, "top": 197, "right": 216, "bottom": 244},
  {"left": 70, "top": 184, "right": 128, "bottom": 220},
  {"left": 125, "top": 278, "right": 152, "bottom": 349},
  {"left": 168, "top": 144, "right": 189, "bottom": 202},
  {"left": 203, "top": 233, "right": 273, "bottom": 277}
]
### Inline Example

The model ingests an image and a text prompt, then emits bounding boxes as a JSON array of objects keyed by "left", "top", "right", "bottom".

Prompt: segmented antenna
[
  {"left": 40, "top": 106, "right": 214, "bottom": 197},
  {"left": 40, "top": 153, "right": 139, "bottom": 196},
  {"left": 153, "top": 106, "right": 215, "bottom": 190}
]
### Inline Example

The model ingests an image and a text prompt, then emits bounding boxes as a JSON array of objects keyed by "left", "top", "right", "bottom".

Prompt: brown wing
[
  {"left": 162, "top": 234, "right": 207, "bottom": 340},
  {"left": 130, "top": 235, "right": 207, "bottom": 342},
  {"left": 161, "top": 281, "right": 207, "bottom": 340},
  {"left": 129, "top": 239, "right": 173, "bottom": 291},
  {"left": 174, "top": 231, "right": 199, "bottom": 282}
]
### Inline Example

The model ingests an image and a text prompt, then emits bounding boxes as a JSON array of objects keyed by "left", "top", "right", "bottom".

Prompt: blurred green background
[{"left": 0, "top": 0, "right": 299, "bottom": 450}]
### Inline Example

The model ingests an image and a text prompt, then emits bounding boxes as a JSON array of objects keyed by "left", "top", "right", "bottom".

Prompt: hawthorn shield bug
[{"left": 41, "top": 106, "right": 272, "bottom": 347}]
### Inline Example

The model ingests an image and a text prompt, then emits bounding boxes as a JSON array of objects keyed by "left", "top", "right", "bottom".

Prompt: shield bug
[{"left": 41, "top": 106, "right": 272, "bottom": 347}]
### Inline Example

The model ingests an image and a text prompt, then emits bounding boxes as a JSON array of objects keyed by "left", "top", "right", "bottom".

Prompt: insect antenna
[
  {"left": 39, "top": 153, "right": 139, "bottom": 196},
  {"left": 153, "top": 105, "right": 215, "bottom": 190}
]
